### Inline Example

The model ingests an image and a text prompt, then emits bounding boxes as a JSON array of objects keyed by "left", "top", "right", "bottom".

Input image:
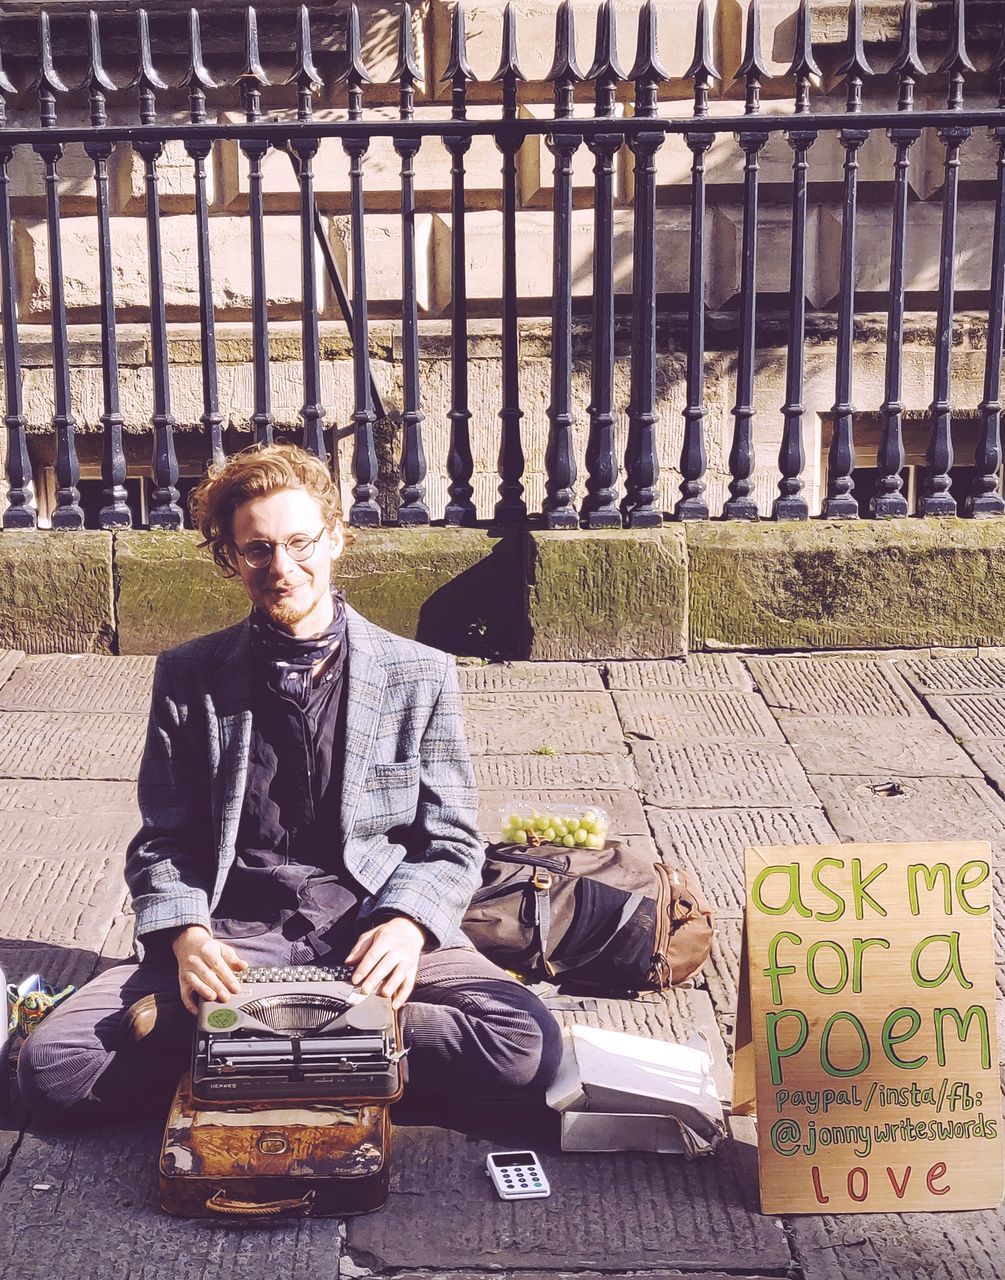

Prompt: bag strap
[{"left": 530, "top": 870, "right": 557, "bottom": 976}]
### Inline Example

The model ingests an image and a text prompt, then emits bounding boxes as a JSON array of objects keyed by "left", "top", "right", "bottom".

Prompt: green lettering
[
  {"left": 851, "top": 937, "right": 889, "bottom": 992},
  {"left": 752, "top": 865, "right": 813, "bottom": 918},
  {"left": 820, "top": 1011, "right": 871, "bottom": 1078},
  {"left": 765, "top": 1011, "right": 809, "bottom": 1086},
  {"left": 850, "top": 859, "right": 887, "bottom": 919},
  {"left": 907, "top": 863, "right": 952, "bottom": 916},
  {"left": 911, "top": 932, "right": 973, "bottom": 990},
  {"left": 810, "top": 857, "right": 846, "bottom": 922},
  {"left": 955, "top": 860, "right": 990, "bottom": 915},
  {"left": 764, "top": 931, "right": 802, "bottom": 1007},
  {"left": 935, "top": 1006, "right": 991, "bottom": 1070},
  {"left": 806, "top": 940, "right": 849, "bottom": 995},
  {"left": 881, "top": 1007, "right": 927, "bottom": 1070}
]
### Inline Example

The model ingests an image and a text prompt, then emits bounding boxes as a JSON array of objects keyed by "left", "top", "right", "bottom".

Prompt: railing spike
[
  {"left": 128, "top": 8, "right": 169, "bottom": 123},
  {"left": 547, "top": 0, "right": 584, "bottom": 88},
  {"left": 937, "top": 0, "right": 975, "bottom": 110},
  {"left": 391, "top": 2, "right": 423, "bottom": 90},
  {"left": 836, "top": 0, "right": 873, "bottom": 112},
  {"left": 443, "top": 3, "right": 475, "bottom": 84},
  {"left": 891, "top": 0, "right": 924, "bottom": 111},
  {"left": 735, "top": 0, "right": 770, "bottom": 112},
  {"left": 285, "top": 5, "right": 323, "bottom": 119},
  {"left": 628, "top": 0, "right": 669, "bottom": 87},
  {"left": 181, "top": 8, "right": 220, "bottom": 124},
  {"left": 994, "top": 7, "right": 1005, "bottom": 107},
  {"left": 492, "top": 2, "right": 526, "bottom": 84},
  {"left": 788, "top": 0, "right": 821, "bottom": 94},
  {"left": 586, "top": 0, "right": 626, "bottom": 84},
  {"left": 31, "top": 11, "right": 70, "bottom": 126},
  {"left": 79, "top": 10, "right": 118, "bottom": 126},
  {"left": 335, "top": 0, "right": 373, "bottom": 121},
  {"left": 239, "top": 6, "right": 271, "bottom": 88},
  {"left": 0, "top": 16, "right": 15, "bottom": 99},
  {"left": 685, "top": 0, "right": 720, "bottom": 117}
]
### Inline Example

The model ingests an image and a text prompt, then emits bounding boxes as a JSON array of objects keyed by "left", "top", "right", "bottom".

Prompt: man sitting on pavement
[{"left": 18, "top": 443, "right": 562, "bottom": 1115}]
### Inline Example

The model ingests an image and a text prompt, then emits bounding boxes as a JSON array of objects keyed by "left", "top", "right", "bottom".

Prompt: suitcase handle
[{"left": 205, "top": 1189, "right": 316, "bottom": 1217}]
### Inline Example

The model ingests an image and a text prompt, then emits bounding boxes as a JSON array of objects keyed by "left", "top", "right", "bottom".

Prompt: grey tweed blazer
[{"left": 124, "top": 604, "right": 483, "bottom": 958}]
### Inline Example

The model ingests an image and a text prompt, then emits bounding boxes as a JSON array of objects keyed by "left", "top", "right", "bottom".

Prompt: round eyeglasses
[{"left": 235, "top": 527, "right": 327, "bottom": 570}]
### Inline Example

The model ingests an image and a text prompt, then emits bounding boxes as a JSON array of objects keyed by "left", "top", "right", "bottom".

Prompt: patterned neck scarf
[{"left": 249, "top": 589, "right": 348, "bottom": 709}]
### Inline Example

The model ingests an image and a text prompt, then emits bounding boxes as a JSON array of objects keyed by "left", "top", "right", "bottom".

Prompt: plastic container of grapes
[{"left": 499, "top": 804, "right": 610, "bottom": 851}]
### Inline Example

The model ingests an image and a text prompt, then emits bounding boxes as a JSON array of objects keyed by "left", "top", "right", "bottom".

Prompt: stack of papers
[{"left": 545, "top": 1024, "right": 726, "bottom": 1156}]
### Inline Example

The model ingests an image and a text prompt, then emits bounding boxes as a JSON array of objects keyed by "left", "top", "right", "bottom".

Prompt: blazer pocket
[{"left": 355, "top": 757, "right": 420, "bottom": 834}]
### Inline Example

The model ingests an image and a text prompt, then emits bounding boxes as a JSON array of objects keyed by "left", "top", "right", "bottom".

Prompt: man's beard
[{"left": 260, "top": 583, "right": 326, "bottom": 630}]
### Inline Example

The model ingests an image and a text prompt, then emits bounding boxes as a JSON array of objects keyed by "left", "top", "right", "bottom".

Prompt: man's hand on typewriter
[
  {"left": 346, "top": 915, "right": 427, "bottom": 1010},
  {"left": 171, "top": 925, "right": 250, "bottom": 1016}
]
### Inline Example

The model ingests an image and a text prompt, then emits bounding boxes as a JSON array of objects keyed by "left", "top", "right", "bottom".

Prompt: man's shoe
[{"left": 119, "top": 993, "right": 186, "bottom": 1046}]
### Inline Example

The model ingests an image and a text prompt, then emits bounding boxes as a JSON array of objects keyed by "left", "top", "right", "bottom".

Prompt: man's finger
[
  {"left": 359, "top": 952, "right": 398, "bottom": 995},
  {"left": 349, "top": 939, "right": 388, "bottom": 986},
  {"left": 213, "top": 958, "right": 242, "bottom": 994},
  {"left": 189, "top": 958, "right": 233, "bottom": 1003},
  {"left": 221, "top": 945, "right": 249, "bottom": 971},
  {"left": 345, "top": 931, "right": 377, "bottom": 967}
]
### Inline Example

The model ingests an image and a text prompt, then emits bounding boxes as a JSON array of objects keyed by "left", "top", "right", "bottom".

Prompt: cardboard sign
[{"left": 741, "top": 840, "right": 1003, "bottom": 1214}]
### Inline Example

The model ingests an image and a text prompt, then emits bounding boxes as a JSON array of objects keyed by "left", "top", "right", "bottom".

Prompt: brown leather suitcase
[{"left": 159, "top": 1073, "right": 391, "bottom": 1219}]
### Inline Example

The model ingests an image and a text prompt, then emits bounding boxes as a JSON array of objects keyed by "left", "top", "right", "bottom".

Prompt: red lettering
[
  {"left": 847, "top": 1167, "right": 869, "bottom": 1202},
  {"left": 885, "top": 1166, "right": 912, "bottom": 1199},
  {"left": 927, "top": 1162, "right": 951, "bottom": 1196},
  {"left": 810, "top": 1166, "right": 830, "bottom": 1205}
]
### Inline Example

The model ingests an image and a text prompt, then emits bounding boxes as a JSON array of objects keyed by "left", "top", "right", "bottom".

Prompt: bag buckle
[{"left": 532, "top": 869, "right": 552, "bottom": 892}]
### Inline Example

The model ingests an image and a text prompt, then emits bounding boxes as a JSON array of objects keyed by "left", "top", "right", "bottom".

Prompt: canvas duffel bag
[{"left": 461, "top": 839, "right": 714, "bottom": 995}]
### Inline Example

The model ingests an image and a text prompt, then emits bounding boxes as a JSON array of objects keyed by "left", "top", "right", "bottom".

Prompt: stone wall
[{"left": 1, "top": 0, "right": 1002, "bottom": 524}]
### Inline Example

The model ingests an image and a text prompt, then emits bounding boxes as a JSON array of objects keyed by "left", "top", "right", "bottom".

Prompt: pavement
[{"left": 1, "top": 645, "right": 1004, "bottom": 1279}]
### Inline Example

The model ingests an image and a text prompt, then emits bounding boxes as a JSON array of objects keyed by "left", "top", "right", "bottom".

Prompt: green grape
[
  {"left": 533, "top": 816, "right": 549, "bottom": 832},
  {"left": 562, "top": 833, "right": 575, "bottom": 847},
  {"left": 574, "top": 828, "right": 588, "bottom": 844},
  {"left": 512, "top": 829, "right": 528, "bottom": 844},
  {"left": 586, "top": 833, "right": 604, "bottom": 849},
  {"left": 543, "top": 826, "right": 556, "bottom": 842}
]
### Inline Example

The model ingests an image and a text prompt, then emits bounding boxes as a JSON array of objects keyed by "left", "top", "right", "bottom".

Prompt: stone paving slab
[
  {"left": 472, "top": 752, "right": 637, "bottom": 791},
  {"left": 0, "top": 655, "right": 155, "bottom": 714},
  {"left": 384, "top": 1273, "right": 783, "bottom": 1280},
  {"left": 477, "top": 788, "right": 649, "bottom": 837},
  {"left": 0, "top": 652, "right": 23, "bottom": 690},
  {"left": 605, "top": 656, "right": 754, "bottom": 692},
  {"left": 0, "top": 780, "right": 137, "bottom": 818},
  {"left": 788, "top": 1207, "right": 1005, "bottom": 1280},
  {"left": 0, "top": 785, "right": 137, "bottom": 860},
  {"left": 457, "top": 662, "right": 605, "bottom": 693},
  {"left": 806, "top": 774, "right": 1005, "bottom": 846},
  {"left": 927, "top": 694, "right": 1005, "bottom": 741},
  {"left": 613, "top": 691, "right": 784, "bottom": 743},
  {"left": 964, "top": 742, "right": 1005, "bottom": 797},
  {"left": 647, "top": 807, "right": 839, "bottom": 919},
  {"left": 461, "top": 693, "right": 626, "bottom": 755},
  {"left": 349, "top": 988, "right": 787, "bottom": 1276},
  {"left": 746, "top": 656, "right": 922, "bottom": 718},
  {"left": 0, "top": 1122, "right": 341, "bottom": 1280},
  {"left": 898, "top": 653, "right": 1005, "bottom": 696},
  {"left": 0, "top": 713, "right": 144, "bottom": 780},
  {"left": 776, "top": 715, "right": 983, "bottom": 777},
  {"left": 702, "top": 916, "right": 744, "bottom": 1043},
  {"left": 0, "top": 855, "right": 125, "bottom": 950},
  {"left": 632, "top": 741, "right": 818, "bottom": 809}
]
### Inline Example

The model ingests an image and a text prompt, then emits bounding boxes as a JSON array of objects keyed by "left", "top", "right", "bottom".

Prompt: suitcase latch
[{"left": 257, "top": 1132, "right": 290, "bottom": 1155}]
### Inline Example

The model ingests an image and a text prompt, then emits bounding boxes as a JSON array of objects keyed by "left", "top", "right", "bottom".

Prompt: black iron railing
[{"left": 0, "top": 0, "right": 1004, "bottom": 530}]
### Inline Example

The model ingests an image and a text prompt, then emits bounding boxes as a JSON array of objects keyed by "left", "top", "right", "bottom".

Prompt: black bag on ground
[{"left": 461, "top": 839, "right": 714, "bottom": 995}]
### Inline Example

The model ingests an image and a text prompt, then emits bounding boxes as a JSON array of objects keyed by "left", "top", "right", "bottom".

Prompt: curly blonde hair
[{"left": 189, "top": 443, "right": 356, "bottom": 576}]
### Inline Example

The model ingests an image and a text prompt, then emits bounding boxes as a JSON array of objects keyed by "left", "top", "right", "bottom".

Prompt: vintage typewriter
[{"left": 191, "top": 964, "right": 404, "bottom": 1105}]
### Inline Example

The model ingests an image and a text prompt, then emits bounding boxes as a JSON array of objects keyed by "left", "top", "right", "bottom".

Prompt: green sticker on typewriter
[{"left": 206, "top": 1008, "right": 239, "bottom": 1030}]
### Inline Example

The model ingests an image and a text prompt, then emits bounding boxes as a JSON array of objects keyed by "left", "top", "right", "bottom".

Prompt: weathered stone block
[
  {"left": 0, "top": 531, "right": 114, "bottom": 654},
  {"left": 525, "top": 528, "right": 687, "bottom": 661},
  {"left": 17, "top": 215, "right": 326, "bottom": 321},
  {"left": 114, "top": 530, "right": 248, "bottom": 656},
  {"left": 338, "top": 527, "right": 524, "bottom": 657},
  {"left": 687, "top": 520, "right": 1005, "bottom": 652},
  {"left": 518, "top": 104, "right": 627, "bottom": 208},
  {"left": 435, "top": 208, "right": 712, "bottom": 303},
  {"left": 220, "top": 108, "right": 504, "bottom": 212},
  {"left": 329, "top": 213, "right": 437, "bottom": 314},
  {"left": 113, "top": 132, "right": 217, "bottom": 215}
]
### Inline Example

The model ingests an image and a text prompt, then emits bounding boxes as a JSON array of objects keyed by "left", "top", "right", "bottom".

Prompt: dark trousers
[{"left": 16, "top": 932, "right": 563, "bottom": 1116}]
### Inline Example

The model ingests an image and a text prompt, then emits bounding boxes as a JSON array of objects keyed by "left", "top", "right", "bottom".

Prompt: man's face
[{"left": 229, "top": 487, "right": 344, "bottom": 637}]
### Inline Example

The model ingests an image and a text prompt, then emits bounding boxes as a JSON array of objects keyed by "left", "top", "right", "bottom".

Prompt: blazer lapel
[
  {"left": 340, "top": 605, "right": 387, "bottom": 846},
  {"left": 210, "top": 619, "right": 253, "bottom": 853}
]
